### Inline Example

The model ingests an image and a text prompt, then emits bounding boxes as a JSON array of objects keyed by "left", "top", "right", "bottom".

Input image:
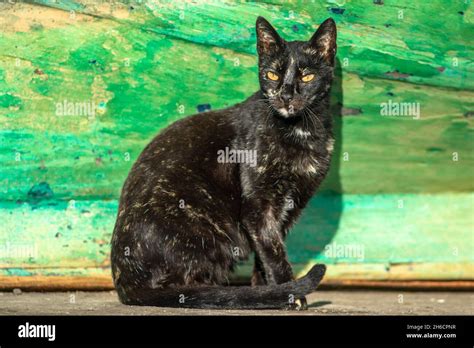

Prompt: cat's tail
[{"left": 119, "top": 264, "right": 326, "bottom": 309}]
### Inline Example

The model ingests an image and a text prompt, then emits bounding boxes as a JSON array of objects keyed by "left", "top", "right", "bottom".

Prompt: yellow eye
[
  {"left": 301, "top": 74, "right": 315, "bottom": 82},
  {"left": 267, "top": 71, "right": 279, "bottom": 81}
]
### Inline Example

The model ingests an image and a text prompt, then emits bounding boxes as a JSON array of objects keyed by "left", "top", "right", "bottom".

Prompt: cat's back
[
  {"left": 150, "top": 108, "right": 235, "bottom": 155},
  {"left": 136, "top": 106, "right": 237, "bottom": 170},
  {"left": 120, "top": 105, "right": 242, "bottom": 206}
]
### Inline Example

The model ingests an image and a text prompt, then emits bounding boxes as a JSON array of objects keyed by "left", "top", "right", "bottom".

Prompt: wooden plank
[
  {"left": 0, "top": 1, "right": 472, "bottom": 285},
  {"left": 20, "top": 0, "right": 474, "bottom": 90},
  {"left": 0, "top": 2, "right": 473, "bottom": 200},
  {"left": 295, "top": 262, "right": 474, "bottom": 281},
  {"left": 320, "top": 280, "right": 474, "bottom": 291},
  {"left": 1, "top": 263, "right": 472, "bottom": 290},
  {"left": 0, "top": 194, "right": 472, "bottom": 279},
  {"left": 0, "top": 275, "right": 113, "bottom": 291}
]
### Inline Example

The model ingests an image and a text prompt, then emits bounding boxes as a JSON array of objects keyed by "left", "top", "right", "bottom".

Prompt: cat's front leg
[
  {"left": 251, "top": 254, "right": 266, "bottom": 286},
  {"left": 253, "top": 239, "right": 293, "bottom": 285},
  {"left": 242, "top": 202, "right": 294, "bottom": 285}
]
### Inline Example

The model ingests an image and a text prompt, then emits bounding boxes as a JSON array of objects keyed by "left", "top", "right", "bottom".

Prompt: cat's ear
[
  {"left": 309, "top": 18, "right": 337, "bottom": 65},
  {"left": 256, "top": 16, "right": 283, "bottom": 56}
]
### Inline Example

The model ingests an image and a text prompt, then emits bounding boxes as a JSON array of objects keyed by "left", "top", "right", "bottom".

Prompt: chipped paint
[{"left": 0, "top": 1, "right": 473, "bottom": 285}]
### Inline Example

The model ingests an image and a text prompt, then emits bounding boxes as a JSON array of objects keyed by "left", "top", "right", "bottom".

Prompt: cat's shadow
[{"left": 308, "top": 300, "right": 332, "bottom": 308}]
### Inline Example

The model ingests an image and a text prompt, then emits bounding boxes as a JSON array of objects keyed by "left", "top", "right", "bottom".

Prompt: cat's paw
[{"left": 286, "top": 297, "right": 308, "bottom": 311}]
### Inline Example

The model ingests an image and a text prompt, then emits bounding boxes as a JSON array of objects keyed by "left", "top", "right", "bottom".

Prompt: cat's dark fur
[{"left": 111, "top": 16, "right": 337, "bottom": 309}]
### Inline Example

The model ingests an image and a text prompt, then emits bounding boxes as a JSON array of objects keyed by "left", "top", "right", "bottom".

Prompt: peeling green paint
[
  {"left": 0, "top": 0, "right": 473, "bottom": 283},
  {"left": 0, "top": 193, "right": 472, "bottom": 280}
]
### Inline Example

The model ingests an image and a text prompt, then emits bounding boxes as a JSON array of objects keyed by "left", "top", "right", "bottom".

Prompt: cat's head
[{"left": 256, "top": 16, "right": 337, "bottom": 118}]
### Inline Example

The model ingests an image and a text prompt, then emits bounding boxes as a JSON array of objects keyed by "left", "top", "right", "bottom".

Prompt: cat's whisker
[
  {"left": 302, "top": 108, "right": 311, "bottom": 131},
  {"left": 307, "top": 110, "right": 318, "bottom": 130},
  {"left": 302, "top": 109, "right": 310, "bottom": 132},
  {"left": 304, "top": 106, "right": 325, "bottom": 130}
]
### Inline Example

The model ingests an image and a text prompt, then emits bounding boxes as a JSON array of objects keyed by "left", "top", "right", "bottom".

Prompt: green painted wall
[{"left": 0, "top": 0, "right": 473, "bottom": 285}]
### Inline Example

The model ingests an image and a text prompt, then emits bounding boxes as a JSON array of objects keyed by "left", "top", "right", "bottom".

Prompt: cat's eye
[
  {"left": 266, "top": 71, "right": 279, "bottom": 81},
  {"left": 301, "top": 74, "right": 315, "bottom": 82}
]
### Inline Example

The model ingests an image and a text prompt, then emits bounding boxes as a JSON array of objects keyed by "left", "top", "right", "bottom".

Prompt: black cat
[{"left": 111, "top": 16, "right": 337, "bottom": 309}]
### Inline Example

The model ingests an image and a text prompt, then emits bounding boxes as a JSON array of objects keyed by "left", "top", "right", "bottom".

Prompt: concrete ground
[{"left": 1, "top": 290, "right": 472, "bottom": 315}]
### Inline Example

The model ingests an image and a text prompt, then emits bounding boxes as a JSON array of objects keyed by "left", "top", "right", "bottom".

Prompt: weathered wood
[
  {"left": 0, "top": 1, "right": 472, "bottom": 199},
  {"left": 1, "top": 264, "right": 473, "bottom": 290},
  {"left": 0, "top": 1, "right": 472, "bottom": 285},
  {"left": 320, "top": 280, "right": 474, "bottom": 291},
  {"left": 0, "top": 194, "right": 472, "bottom": 281},
  {"left": 0, "top": 275, "right": 114, "bottom": 290}
]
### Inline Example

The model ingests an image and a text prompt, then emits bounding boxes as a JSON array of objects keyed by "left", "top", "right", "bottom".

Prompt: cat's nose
[{"left": 281, "top": 93, "right": 293, "bottom": 105}]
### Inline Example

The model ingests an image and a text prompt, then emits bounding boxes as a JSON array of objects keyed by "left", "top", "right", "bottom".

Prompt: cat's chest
[{"left": 256, "top": 138, "right": 332, "bottom": 179}]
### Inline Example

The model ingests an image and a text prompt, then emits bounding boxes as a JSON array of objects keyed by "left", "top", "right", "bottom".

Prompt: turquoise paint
[{"left": 0, "top": 1, "right": 472, "bottom": 282}]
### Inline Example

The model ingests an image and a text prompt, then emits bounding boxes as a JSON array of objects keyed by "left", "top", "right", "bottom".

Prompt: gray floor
[{"left": 1, "top": 290, "right": 472, "bottom": 315}]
